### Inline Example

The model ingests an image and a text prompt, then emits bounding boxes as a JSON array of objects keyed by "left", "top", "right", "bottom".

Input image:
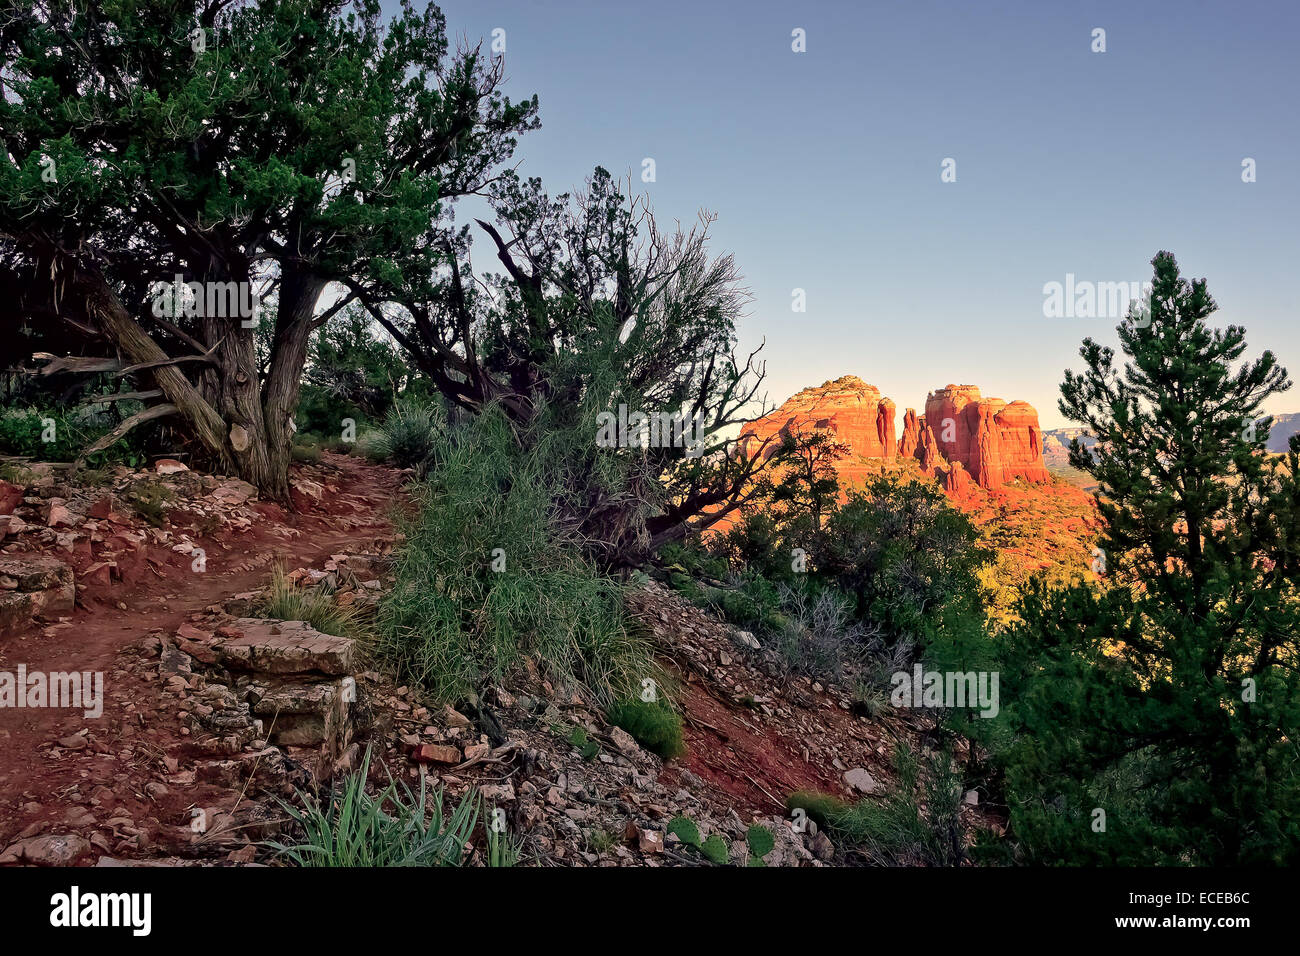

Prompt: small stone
[
  {"left": 412, "top": 743, "right": 461, "bottom": 765},
  {"left": 609, "top": 726, "right": 641, "bottom": 756},
  {"left": 443, "top": 705, "right": 472, "bottom": 729},
  {"left": 844, "top": 768, "right": 878, "bottom": 794}
]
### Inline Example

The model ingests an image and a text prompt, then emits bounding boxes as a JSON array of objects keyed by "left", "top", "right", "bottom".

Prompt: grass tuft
[{"left": 267, "top": 749, "right": 479, "bottom": 867}]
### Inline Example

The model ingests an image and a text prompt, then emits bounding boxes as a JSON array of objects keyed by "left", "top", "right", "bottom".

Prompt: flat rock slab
[
  {"left": 0, "top": 554, "right": 74, "bottom": 593},
  {"left": 216, "top": 619, "right": 354, "bottom": 676}
]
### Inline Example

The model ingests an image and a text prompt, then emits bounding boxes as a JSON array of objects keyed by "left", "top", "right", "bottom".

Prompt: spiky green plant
[{"left": 267, "top": 750, "right": 479, "bottom": 867}]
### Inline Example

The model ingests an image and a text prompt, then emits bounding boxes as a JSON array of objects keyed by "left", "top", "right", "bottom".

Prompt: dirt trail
[{"left": 0, "top": 455, "right": 403, "bottom": 845}]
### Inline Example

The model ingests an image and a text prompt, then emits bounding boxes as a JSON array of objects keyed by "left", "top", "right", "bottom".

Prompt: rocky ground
[{"left": 0, "top": 452, "right": 983, "bottom": 867}]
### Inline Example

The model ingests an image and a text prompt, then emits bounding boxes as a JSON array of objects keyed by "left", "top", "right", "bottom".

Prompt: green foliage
[
  {"left": 605, "top": 698, "right": 686, "bottom": 759},
  {"left": 981, "top": 252, "right": 1300, "bottom": 865},
  {"left": 299, "top": 306, "right": 413, "bottom": 436},
  {"left": 486, "top": 823, "right": 522, "bottom": 867},
  {"left": 0, "top": 0, "right": 538, "bottom": 494},
  {"left": 667, "top": 815, "right": 702, "bottom": 848},
  {"left": 668, "top": 815, "right": 775, "bottom": 865},
  {"left": 290, "top": 436, "right": 324, "bottom": 464},
  {"left": 123, "top": 481, "right": 175, "bottom": 528},
  {"left": 267, "top": 750, "right": 479, "bottom": 867},
  {"left": 699, "top": 833, "right": 730, "bottom": 865},
  {"left": 785, "top": 791, "right": 850, "bottom": 830},
  {"left": 745, "top": 824, "right": 776, "bottom": 866},
  {"left": 787, "top": 746, "right": 965, "bottom": 866},
  {"left": 263, "top": 566, "right": 366, "bottom": 638},
  {"left": 0, "top": 405, "right": 151, "bottom": 465},
  {"left": 376, "top": 404, "right": 650, "bottom": 707},
  {"left": 368, "top": 397, "right": 445, "bottom": 473},
  {"left": 814, "top": 476, "right": 988, "bottom": 652},
  {"left": 587, "top": 829, "right": 616, "bottom": 854},
  {"left": 567, "top": 726, "right": 600, "bottom": 762}
]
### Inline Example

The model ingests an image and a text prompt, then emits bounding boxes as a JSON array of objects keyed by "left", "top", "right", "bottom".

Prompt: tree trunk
[
  {"left": 61, "top": 254, "right": 312, "bottom": 503},
  {"left": 68, "top": 258, "right": 234, "bottom": 469},
  {"left": 263, "top": 268, "right": 327, "bottom": 500}
]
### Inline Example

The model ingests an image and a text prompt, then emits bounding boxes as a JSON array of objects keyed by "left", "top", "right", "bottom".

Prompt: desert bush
[
  {"left": 123, "top": 480, "right": 175, "bottom": 528},
  {"left": 605, "top": 698, "right": 686, "bottom": 759},
  {"left": 787, "top": 745, "right": 965, "bottom": 866},
  {"left": 369, "top": 397, "right": 445, "bottom": 472},
  {"left": 291, "top": 436, "right": 324, "bottom": 464},
  {"left": 814, "top": 476, "right": 988, "bottom": 652},
  {"left": 376, "top": 404, "right": 650, "bottom": 707},
  {"left": 267, "top": 749, "right": 479, "bottom": 867},
  {"left": 770, "top": 582, "right": 867, "bottom": 678}
]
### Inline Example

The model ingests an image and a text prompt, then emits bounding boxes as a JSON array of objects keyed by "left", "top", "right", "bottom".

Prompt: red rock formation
[
  {"left": 916, "top": 420, "right": 941, "bottom": 472},
  {"left": 741, "top": 375, "right": 896, "bottom": 488},
  {"left": 942, "top": 461, "right": 972, "bottom": 494},
  {"left": 923, "top": 384, "right": 1049, "bottom": 490},
  {"left": 898, "top": 408, "right": 920, "bottom": 459},
  {"left": 743, "top": 376, "right": 1050, "bottom": 496}
]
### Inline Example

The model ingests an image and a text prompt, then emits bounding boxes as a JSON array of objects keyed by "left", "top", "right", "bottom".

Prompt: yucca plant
[{"left": 268, "top": 749, "right": 479, "bottom": 867}]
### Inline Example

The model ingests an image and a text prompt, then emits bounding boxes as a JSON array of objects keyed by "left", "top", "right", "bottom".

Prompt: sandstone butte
[{"left": 741, "top": 375, "right": 1051, "bottom": 493}]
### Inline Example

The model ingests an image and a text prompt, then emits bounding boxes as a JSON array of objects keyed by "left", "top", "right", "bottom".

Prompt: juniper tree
[
  {"left": 988, "top": 251, "right": 1300, "bottom": 863},
  {"left": 0, "top": 1, "right": 535, "bottom": 498}
]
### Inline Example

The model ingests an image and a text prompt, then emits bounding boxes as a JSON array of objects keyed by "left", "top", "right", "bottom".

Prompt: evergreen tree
[{"left": 988, "top": 251, "right": 1300, "bottom": 863}]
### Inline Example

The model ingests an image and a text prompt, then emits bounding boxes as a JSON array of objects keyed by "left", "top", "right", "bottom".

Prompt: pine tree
[{"left": 990, "top": 252, "right": 1300, "bottom": 864}]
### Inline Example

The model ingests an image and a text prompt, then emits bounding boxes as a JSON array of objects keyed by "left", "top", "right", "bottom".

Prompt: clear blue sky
[{"left": 410, "top": 0, "right": 1299, "bottom": 428}]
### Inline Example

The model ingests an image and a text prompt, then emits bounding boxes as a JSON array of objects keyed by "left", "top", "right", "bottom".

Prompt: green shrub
[
  {"left": 785, "top": 790, "right": 850, "bottom": 830},
  {"left": 605, "top": 698, "right": 685, "bottom": 759},
  {"left": 376, "top": 404, "right": 650, "bottom": 707},
  {"left": 267, "top": 749, "right": 480, "bottom": 867},
  {"left": 370, "top": 398, "right": 444, "bottom": 471},
  {"left": 567, "top": 725, "right": 600, "bottom": 761},
  {"left": 787, "top": 746, "right": 965, "bottom": 866},
  {"left": 263, "top": 565, "right": 367, "bottom": 637},
  {"left": 291, "top": 436, "right": 323, "bottom": 463},
  {"left": 0, "top": 404, "right": 154, "bottom": 466},
  {"left": 123, "top": 480, "right": 174, "bottom": 527}
]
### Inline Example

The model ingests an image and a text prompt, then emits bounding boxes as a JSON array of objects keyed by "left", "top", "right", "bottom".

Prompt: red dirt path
[{"left": 0, "top": 455, "right": 403, "bottom": 853}]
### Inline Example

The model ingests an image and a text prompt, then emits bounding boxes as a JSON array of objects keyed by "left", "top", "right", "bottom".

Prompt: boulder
[
  {"left": 0, "top": 479, "right": 22, "bottom": 515},
  {"left": 0, "top": 554, "right": 75, "bottom": 634}
]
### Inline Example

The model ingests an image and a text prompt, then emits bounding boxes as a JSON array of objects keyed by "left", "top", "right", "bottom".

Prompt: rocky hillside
[{"left": 0, "top": 454, "right": 980, "bottom": 867}]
